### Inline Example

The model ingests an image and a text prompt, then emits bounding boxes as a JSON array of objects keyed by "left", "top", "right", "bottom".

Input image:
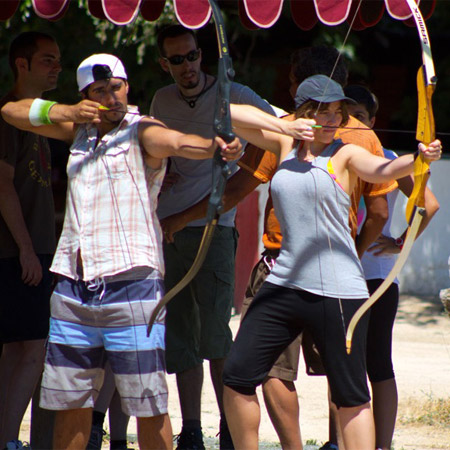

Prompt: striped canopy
[{"left": 0, "top": 0, "right": 435, "bottom": 29}]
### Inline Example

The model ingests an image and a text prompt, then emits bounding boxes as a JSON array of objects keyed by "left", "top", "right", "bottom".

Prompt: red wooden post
[{"left": 234, "top": 190, "right": 260, "bottom": 313}]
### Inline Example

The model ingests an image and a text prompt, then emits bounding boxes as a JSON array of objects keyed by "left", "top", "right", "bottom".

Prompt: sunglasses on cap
[{"left": 163, "top": 49, "right": 201, "bottom": 66}]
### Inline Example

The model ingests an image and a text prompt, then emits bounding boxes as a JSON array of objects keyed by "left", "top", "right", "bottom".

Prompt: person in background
[
  {"left": 1, "top": 52, "right": 242, "bottom": 450},
  {"left": 86, "top": 363, "right": 131, "bottom": 450},
  {"left": 344, "top": 84, "right": 439, "bottom": 450},
  {"left": 0, "top": 31, "right": 61, "bottom": 450},
  {"left": 150, "top": 24, "right": 274, "bottom": 450}
]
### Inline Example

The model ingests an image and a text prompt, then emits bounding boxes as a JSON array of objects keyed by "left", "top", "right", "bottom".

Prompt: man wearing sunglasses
[{"left": 150, "top": 24, "right": 275, "bottom": 450}]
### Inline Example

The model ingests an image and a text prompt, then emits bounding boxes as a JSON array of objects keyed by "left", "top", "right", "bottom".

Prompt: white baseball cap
[{"left": 76, "top": 53, "right": 127, "bottom": 91}]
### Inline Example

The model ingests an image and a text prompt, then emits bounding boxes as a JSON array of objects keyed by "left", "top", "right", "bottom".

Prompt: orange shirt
[
  {"left": 238, "top": 115, "right": 397, "bottom": 249},
  {"left": 336, "top": 116, "right": 397, "bottom": 236}
]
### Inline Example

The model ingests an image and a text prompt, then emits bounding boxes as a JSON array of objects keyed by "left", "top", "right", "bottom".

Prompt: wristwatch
[{"left": 394, "top": 237, "right": 404, "bottom": 250}]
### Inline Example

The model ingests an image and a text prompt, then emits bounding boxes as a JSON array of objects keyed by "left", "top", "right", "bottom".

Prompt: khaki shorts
[
  {"left": 163, "top": 226, "right": 238, "bottom": 373},
  {"left": 240, "top": 250, "right": 325, "bottom": 381}
]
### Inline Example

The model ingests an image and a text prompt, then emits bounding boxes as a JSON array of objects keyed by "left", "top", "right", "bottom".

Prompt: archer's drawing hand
[
  {"left": 367, "top": 234, "right": 401, "bottom": 256},
  {"left": 285, "top": 118, "right": 316, "bottom": 141},
  {"left": 420, "top": 139, "right": 442, "bottom": 162},
  {"left": 69, "top": 100, "right": 102, "bottom": 124}
]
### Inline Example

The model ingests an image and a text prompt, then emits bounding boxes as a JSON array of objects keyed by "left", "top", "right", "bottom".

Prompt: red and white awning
[{"left": 0, "top": 0, "right": 435, "bottom": 29}]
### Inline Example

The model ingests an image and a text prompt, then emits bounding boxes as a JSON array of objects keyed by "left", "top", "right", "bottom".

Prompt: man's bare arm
[
  {"left": 139, "top": 119, "right": 242, "bottom": 170},
  {"left": 356, "top": 194, "right": 389, "bottom": 258},
  {"left": 1, "top": 99, "right": 102, "bottom": 142}
]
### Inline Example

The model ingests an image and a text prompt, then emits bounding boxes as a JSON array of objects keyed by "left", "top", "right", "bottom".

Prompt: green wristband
[{"left": 29, "top": 99, "right": 57, "bottom": 126}]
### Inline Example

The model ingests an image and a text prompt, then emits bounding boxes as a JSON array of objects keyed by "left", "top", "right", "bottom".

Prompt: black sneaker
[
  {"left": 175, "top": 428, "right": 205, "bottom": 450},
  {"left": 86, "top": 423, "right": 106, "bottom": 450},
  {"left": 319, "top": 442, "right": 339, "bottom": 450},
  {"left": 218, "top": 418, "right": 234, "bottom": 450},
  {"left": 110, "top": 440, "right": 133, "bottom": 450}
]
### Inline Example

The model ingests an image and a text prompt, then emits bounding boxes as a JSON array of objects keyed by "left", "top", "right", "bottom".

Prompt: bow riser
[
  {"left": 214, "top": 57, "right": 235, "bottom": 142},
  {"left": 208, "top": 0, "right": 235, "bottom": 221},
  {"left": 416, "top": 69, "right": 436, "bottom": 145}
]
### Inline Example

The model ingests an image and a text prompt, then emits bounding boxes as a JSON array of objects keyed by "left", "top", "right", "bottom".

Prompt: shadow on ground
[{"left": 396, "top": 295, "right": 448, "bottom": 326}]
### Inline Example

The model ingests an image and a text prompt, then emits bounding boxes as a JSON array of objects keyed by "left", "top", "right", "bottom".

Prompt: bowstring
[
  {"left": 312, "top": 0, "right": 364, "bottom": 340},
  {"left": 313, "top": 0, "right": 363, "bottom": 116},
  {"left": 107, "top": 111, "right": 450, "bottom": 137}
]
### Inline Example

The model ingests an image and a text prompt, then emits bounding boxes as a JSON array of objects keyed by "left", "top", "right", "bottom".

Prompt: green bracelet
[{"left": 29, "top": 99, "right": 57, "bottom": 126}]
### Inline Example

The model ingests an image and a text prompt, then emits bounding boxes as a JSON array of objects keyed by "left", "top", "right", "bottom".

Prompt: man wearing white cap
[{"left": 1, "top": 53, "right": 242, "bottom": 450}]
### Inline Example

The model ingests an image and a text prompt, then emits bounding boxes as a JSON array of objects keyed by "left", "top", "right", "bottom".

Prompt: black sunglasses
[{"left": 163, "top": 49, "right": 201, "bottom": 66}]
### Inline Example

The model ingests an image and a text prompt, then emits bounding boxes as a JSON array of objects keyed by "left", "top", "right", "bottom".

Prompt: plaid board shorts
[{"left": 40, "top": 268, "right": 168, "bottom": 417}]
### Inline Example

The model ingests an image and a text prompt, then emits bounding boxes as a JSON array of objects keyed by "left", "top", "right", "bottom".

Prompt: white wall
[{"left": 390, "top": 158, "right": 450, "bottom": 296}]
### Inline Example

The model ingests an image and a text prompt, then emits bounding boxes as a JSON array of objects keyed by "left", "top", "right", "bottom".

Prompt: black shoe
[
  {"left": 219, "top": 419, "right": 234, "bottom": 450},
  {"left": 86, "top": 424, "right": 106, "bottom": 450},
  {"left": 110, "top": 440, "right": 132, "bottom": 450},
  {"left": 175, "top": 428, "right": 205, "bottom": 450},
  {"left": 319, "top": 442, "right": 339, "bottom": 450}
]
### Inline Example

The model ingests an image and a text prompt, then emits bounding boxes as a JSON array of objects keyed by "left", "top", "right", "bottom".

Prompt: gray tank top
[{"left": 266, "top": 140, "right": 369, "bottom": 299}]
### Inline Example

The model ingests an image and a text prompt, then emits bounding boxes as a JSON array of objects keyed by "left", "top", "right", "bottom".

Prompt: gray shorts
[
  {"left": 40, "top": 269, "right": 168, "bottom": 417},
  {"left": 163, "top": 226, "right": 237, "bottom": 373}
]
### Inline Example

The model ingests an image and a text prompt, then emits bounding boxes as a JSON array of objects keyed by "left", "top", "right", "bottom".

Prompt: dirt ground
[{"left": 19, "top": 295, "right": 450, "bottom": 449}]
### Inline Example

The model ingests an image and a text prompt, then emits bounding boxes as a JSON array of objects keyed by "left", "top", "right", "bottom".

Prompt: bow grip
[
  {"left": 208, "top": 53, "right": 235, "bottom": 222},
  {"left": 213, "top": 56, "right": 235, "bottom": 144}
]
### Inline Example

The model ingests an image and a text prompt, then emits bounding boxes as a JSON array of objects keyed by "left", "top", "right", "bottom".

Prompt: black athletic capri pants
[
  {"left": 366, "top": 279, "right": 399, "bottom": 383},
  {"left": 223, "top": 281, "right": 371, "bottom": 408}
]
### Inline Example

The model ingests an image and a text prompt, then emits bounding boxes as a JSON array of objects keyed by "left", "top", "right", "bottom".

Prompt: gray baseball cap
[{"left": 294, "top": 74, "right": 356, "bottom": 109}]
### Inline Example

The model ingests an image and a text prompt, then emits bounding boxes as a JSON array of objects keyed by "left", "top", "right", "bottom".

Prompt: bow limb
[
  {"left": 147, "top": 0, "right": 234, "bottom": 336},
  {"left": 346, "top": 0, "right": 436, "bottom": 354},
  {"left": 345, "top": 210, "right": 423, "bottom": 353},
  {"left": 404, "top": 0, "right": 436, "bottom": 222}
]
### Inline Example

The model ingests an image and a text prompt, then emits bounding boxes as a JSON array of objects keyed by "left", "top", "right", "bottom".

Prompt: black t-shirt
[{"left": 0, "top": 93, "right": 56, "bottom": 257}]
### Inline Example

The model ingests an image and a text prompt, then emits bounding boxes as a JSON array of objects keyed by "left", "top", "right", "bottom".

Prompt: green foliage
[
  {"left": 1, "top": 0, "right": 449, "bottom": 149},
  {"left": 399, "top": 394, "right": 450, "bottom": 428},
  {"left": 0, "top": 0, "right": 176, "bottom": 109}
]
